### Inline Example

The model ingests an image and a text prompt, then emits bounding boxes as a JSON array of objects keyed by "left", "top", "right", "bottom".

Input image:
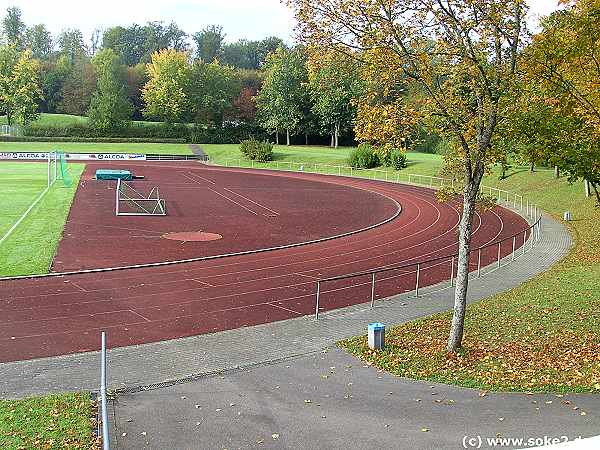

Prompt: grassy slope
[
  {"left": 0, "top": 393, "right": 98, "bottom": 449},
  {"left": 0, "top": 141, "right": 192, "bottom": 155},
  {"left": 0, "top": 112, "right": 167, "bottom": 128},
  {"left": 0, "top": 162, "right": 84, "bottom": 277}
]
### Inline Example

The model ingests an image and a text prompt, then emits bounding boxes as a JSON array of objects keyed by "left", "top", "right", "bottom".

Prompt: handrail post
[
  {"left": 100, "top": 332, "right": 109, "bottom": 450},
  {"left": 497, "top": 242, "right": 501, "bottom": 268},
  {"left": 523, "top": 231, "right": 527, "bottom": 255},
  {"left": 315, "top": 281, "right": 320, "bottom": 320},
  {"left": 512, "top": 236, "right": 516, "bottom": 261},
  {"left": 450, "top": 257, "right": 455, "bottom": 287},
  {"left": 477, "top": 249, "right": 482, "bottom": 277},
  {"left": 415, "top": 264, "right": 420, "bottom": 297},
  {"left": 370, "top": 273, "right": 376, "bottom": 308}
]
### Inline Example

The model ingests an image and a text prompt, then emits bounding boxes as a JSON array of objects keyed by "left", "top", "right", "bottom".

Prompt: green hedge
[
  {"left": 21, "top": 122, "right": 269, "bottom": 144},
  {"left": 0, "top": 136, "right": 187, "bottom": 144}
]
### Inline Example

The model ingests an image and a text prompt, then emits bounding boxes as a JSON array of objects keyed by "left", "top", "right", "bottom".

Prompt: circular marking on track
[{"left": 162, "top": 231, "right": 223, "bottom": 242}]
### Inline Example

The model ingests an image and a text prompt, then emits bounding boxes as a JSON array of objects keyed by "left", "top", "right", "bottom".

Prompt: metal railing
[
  {"left": 313, "top": 215, "right": 542, "bottom": 319},
  {"left": 209, "top": 158, "right": 544, "bottom": 319}
]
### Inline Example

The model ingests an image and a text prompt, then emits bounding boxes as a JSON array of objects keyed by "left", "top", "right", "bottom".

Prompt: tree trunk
[
  {"left": 590, "top": 182, "right": 600, "bottom": 204},
  {"left": 305, "top": 132, "right": 308, "bottom": 145},
  {"left": 334, "top": 124, "right": 339, "bottom": 149},
  {"left": 286, "top": 129, "right": 290, "bottom": 146},
  {"left": 330, "top": 132, "right": 334, "bottom": 148},
  {"left": 554, "top": 165, "right": 559, "bottom": 179},
  {"left": 585, "top": 179, "right": 591, "bottom": 197},
  {"left": 6, "top": 110, "right": 11, "bottom": 127},
  {"left": 275, "top": 130, "right": 279, "bottom": 145},
  {"left": 529, "top": 161, "right": 535, "bottom": 172},
  {"left": 447, "top": 185, "right": 479, "bottom": 352}
]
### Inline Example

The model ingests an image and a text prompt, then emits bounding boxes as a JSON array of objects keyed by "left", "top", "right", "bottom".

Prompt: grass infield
[
  {"left": 0, "top": 392, "right": 99, "bottom": 449},
  {"left": 0, "top": 162, "right": 84, "bottom": 277}
]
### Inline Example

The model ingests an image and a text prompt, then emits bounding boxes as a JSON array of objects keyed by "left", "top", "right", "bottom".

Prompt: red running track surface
[{"left": 0, "top": 162, "right": 529, "bottom": 362}]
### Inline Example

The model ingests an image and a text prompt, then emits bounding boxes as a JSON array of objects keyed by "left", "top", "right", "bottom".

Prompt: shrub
[
  {"left": 348, "top": 143, "right": 380, "bottom": 169},
  {"left": 240, "top": 138, "right": 274, "bottom": 162},
  {"left": 389, "top": 148, "right": 407, "bottom": 170}
]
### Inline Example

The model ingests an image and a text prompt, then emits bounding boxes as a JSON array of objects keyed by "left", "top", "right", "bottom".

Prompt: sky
[{"left": 0, "top": 0, "right": 563, "bottom": 46}]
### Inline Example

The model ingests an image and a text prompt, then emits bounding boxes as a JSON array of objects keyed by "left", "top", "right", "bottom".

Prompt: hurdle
[{"left": 115, "top": 179, "right": 166, "bottom": 216}]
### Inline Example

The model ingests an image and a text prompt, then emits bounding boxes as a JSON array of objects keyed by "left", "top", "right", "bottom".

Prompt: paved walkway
[
  {"left": 0, "top": 211, "right": 571, "bottom": 398},
  {"left": 109, "top": 348, "right": 599, "bottom": 450},
  {"left": 188, "top": 144, "right": 208, "bottom": 157}
]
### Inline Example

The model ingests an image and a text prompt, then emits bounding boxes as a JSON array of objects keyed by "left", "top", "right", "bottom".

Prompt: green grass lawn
[
  {"left": 339, "top": 166, "right": 600, "bottom": 392},
  {"left": 0, "top": 141, "right": 192, "bottom": 155},
  {"left": 203, "top": 143, "right": 444, "bottom": 176},
  {"left": 0, "top": 112, "right": 172, "bottom": 128},
  {"left": 0, "top": 392, "right": 99, "bottom": 449},
  {"left": 0, "top": 161, "right": 84, "bottom": 277}
]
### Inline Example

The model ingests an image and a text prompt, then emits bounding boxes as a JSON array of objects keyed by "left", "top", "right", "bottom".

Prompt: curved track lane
[{"left": 0, "top": 164, "right": 529, "bottom": 362}]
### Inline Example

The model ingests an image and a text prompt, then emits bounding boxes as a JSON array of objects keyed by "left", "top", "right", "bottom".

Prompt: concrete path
[
  {"left": 189, "top": 144, "right": 208, "bottom": 157},
  {"left": 0, "top": 211, "right": 571, "bottom": 398},
  {"left": 109, "top": 348, "right": 599, "bottom": 450}
]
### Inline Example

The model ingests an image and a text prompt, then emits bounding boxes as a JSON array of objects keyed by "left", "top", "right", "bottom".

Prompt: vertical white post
[
  {"left": 497, "top": 242, "right": 501, "bottom": 268},
  {"left": 100, "top": 332, "right": 109, "bottom": 450},
  {"left": 523, "top": 231, "right": 527, "bottom": 255},
  {"left": 415, "top": 264, "right": 420, "bottom": 297},
  {"left": 477, "top": 249, "right": 482, "bottom": 277},
  {"left": 47, "top": 152, "right": 51, "bottom": 188},
  {"left": 512, "top": 236, "right": 516, "bottom": 261},
  {"left": 450, "top": 257, "right": 455, "bottom": 287},
  {"left": 315, "top": 281, "right": 320, "bottom": 320},
  {"left": 54, "top": 152, "right": 58, "bottom": 181},
  {"left": 370, "top": 273, "right": 376, "bottom": 308}
]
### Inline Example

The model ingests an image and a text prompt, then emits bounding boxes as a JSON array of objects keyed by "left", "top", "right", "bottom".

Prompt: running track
[{"left": 0, "top": 162, "right": 529, "bottom": 362}]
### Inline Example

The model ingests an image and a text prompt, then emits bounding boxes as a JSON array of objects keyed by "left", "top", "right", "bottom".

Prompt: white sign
[{"left": 0, "top": 152, "right": 147, "bottom": 161}]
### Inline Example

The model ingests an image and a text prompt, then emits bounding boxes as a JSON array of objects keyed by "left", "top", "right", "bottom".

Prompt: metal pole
[
  {"left": 415, "top": 264, "right": 420, "bottom": 297},
  {"left": 512, "top": 236, "right": 516, "bottom": 261},
  {"left": 513, "top": 194, "right": 517, "bottom": 209},
  {"left": 526, "top": 199, "right": 529, "bottom": 217},
  {"left": 520, "top": 196, "right": 523, "bottom": 210},
  {"left": 497, "top": 242, "right": 501, "bottom": 268},
  {"left": 315, "top": 281, "right": 320, "bottom": 319},
  {"left": 100, "top": 332, "right": 109, "bottom": 450},
  {"left": 370, "top": 273, "right": 376, "bottom": 308},
  {"left": 54, "top": 152, "right": 58, "bottom": 181},
  {"left": 47, "top": 152, "right": 51, "bottom": 188},
  {"left": 523, "top": 231, "right": 527, "bottom": 255},
  {"left": 450, "top": 257, "right": 455, "bottom": 287},
  {"left": 477, "top": 249, "right": 482, "bottom": 277}
]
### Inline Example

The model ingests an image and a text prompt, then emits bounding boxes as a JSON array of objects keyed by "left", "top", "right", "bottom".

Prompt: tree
[
  {"left": 57, "top": 58, "right": 96, "bottom": 115},
  {"left": 256, "top": 47, "right": 308, "bottom": 145},
  {"left": 523, "top": 0, "right": 600, "bottom": 203},
  {"left": 126, "top": 63, "right": 148, "bottom": 120},
  {"left": 193, "top": 25, "right": 225, "bottom": 62},
  {"left": 188, "top": 60, "right": 240, "bottom": 125},
  {"left": 307, "top": 48, "right": 363, "bottom": 148},
  {"left": 39, "top": 56, "right": 70, "bottom": 113},
  {"left": 25, "top": 24, "right": 53, "bottom": 59},
  {"left": 142, "top": 48, "right": 190, "bottom": 122},
  {"left": 0, "top": 46, "right": 42, "bottom": 125},
  {"left": 102, "top": 25, "right": 147, "bottom": 66},
  {"left": 58, "top": 29, "right": 87, "bottom": 63},
  {"left": 2, "top": 6, "right": 25, "bottom": 49},
  {"left": 88, "top": 49, "right": 133, "bottom": 130},
  {"left": 291, "top": 0, "right": 525, "bottom": 351}
]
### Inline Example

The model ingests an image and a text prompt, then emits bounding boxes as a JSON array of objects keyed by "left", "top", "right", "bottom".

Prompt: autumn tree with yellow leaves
[{"left": 290, "top": 0, "right": 526, "bottom": 351}]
